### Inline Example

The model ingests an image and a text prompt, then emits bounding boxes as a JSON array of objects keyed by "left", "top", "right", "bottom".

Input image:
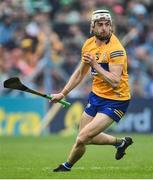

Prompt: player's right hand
[{"left": 49, "top": 93, "right": 64, "bottom": 103}]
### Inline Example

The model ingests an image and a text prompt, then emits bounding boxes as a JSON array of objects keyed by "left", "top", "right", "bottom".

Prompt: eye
[
  {"left": 106, "top": 22, "right": 110, "bottom": 26},
  {"left": 99, "top": 23, "right": 104, "bottom": 27}
]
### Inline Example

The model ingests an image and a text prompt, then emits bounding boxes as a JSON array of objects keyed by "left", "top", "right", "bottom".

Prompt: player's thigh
[
  {"left": 79, "top": 113, "right": 114, "bottom": 141},
  {"left": 79, "top": 111, "right": 94, "bottom": 132}
]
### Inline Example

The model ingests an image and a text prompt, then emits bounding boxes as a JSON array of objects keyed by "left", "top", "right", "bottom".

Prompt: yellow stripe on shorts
[{"left": 114, "top": 110, "right": 123, "bottom": 118}]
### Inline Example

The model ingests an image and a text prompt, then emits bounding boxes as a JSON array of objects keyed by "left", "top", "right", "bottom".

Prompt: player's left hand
[
  {"left": 49, "top": 93, "right": 64, "bottom": 103},
  {"left": 83, "top": 53, "right": 98, "bottom": 68}
]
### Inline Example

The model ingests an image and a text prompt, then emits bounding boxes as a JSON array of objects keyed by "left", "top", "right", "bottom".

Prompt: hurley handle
[{"left": 46, "top": 95, "right": 71, "bottom": 107}]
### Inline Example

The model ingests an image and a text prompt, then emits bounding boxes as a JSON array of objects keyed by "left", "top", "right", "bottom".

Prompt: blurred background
[{"left": 0, "top": 0, "right": 153, "bottom": 136}]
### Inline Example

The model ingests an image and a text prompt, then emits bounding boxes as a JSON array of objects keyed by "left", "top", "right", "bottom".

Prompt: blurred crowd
[{"left": 0, "top": 0, "right": 153, "bottom": 98}]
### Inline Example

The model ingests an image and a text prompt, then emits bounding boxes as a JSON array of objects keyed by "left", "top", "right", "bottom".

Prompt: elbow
[
  {"left": 112, "top": 83, "right": 119, "bottom": 88},
  {"left": 112, "top": 80, "right": 120, "bottom": 88}
]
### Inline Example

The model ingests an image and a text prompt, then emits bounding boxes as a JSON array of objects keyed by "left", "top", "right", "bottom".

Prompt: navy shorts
[{"left": 84, "top": 92, "right": 130, "bottom": 123}]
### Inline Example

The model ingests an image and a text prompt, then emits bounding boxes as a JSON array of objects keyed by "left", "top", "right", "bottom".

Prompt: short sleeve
[{"left": 109, "top": 50, "right": 126, "bottom": 64}]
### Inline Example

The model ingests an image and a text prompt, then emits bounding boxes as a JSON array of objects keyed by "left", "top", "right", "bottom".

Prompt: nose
[{"left": 102, "top": 25, "right": 107, "bottom": 31}]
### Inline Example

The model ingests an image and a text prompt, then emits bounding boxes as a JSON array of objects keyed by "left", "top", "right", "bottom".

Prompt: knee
[
  {"left": 76, "top": 132, "right": 91, "bottom": 146},
  {"left": 75, "top": 137, "right": 84, "bottom": 147}
]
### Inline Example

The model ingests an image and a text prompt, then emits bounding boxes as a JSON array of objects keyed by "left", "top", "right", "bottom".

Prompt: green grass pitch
[{"left": 0, "top": 134, "right": 153, "bottom": 179}]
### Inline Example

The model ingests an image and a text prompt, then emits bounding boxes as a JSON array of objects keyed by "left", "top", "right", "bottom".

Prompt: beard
[{"left": 94, "top": 32, "right": 111, "bottom": 41}]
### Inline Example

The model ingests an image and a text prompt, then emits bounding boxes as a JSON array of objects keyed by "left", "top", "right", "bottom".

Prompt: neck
[{"left": 95, "top": 38, "right": 104, "bottom": 46}]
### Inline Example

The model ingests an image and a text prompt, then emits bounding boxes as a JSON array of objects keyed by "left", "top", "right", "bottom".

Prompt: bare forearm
[
  {"left": 61, "top": 63, "right": 90, "bottom": 96},
  {"left": 61, "top": 70, "right": 82, "bottom": 96}
]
